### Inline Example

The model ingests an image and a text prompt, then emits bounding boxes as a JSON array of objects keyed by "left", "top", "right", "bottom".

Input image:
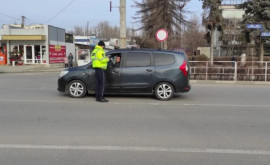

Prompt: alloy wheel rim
[
  {"left": 157, "top": 84, "right": 172, "bottom": 99},
  {"left": 70, "top": 82, "right": 84, "bottom": 96}
]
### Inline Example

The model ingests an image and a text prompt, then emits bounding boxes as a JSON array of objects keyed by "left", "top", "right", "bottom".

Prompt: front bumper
[{"left": 57, "top": 78, "right": 66, "bottom": 92}]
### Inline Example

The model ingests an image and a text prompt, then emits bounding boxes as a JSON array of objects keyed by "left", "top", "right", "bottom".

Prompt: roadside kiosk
[{"left": 0, "top": 52, "right": 7, "bottom": 65}]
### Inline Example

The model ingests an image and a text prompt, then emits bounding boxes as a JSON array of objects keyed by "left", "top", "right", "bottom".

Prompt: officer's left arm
[{"left": 97, "top": 51, "right": 109, "bottom": 63}]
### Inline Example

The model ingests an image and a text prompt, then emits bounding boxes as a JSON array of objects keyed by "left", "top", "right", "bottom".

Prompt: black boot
[
  {"left": 101, "top": 97, "right": 109, "bottom": 102},
  {"left": 96, "top": 97, "right": 108, "bottom": 102}
]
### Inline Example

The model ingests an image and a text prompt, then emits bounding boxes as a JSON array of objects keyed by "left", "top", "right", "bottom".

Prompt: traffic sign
[
  {"left": 261, "top": 32, "right": 270, "bottom": 37},
  {"left": 246, "top": 24, "right": 263, "bottom": 29},
  {"left": 110, "top": 1, "right": 112, "bottom": 12},
  {"left": 155, "top": 29, "right": 168, "bottom": 42}
]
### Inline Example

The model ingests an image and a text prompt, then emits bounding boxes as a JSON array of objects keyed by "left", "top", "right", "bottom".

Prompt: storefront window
[
  {"left": 10, "top": 45, "right": 24, "bottom": 65},
  {"left": 34, "top": 45, "right": 41, "bottom": 63},
  {"left": 25, "top": 45, "right": 33, "bottom": 63},
  {"left": 23, "top": 45, "right": 46, "bottom": 64},
  {"left": 42, "top": 46, "right": 46, "bottom": 63}
]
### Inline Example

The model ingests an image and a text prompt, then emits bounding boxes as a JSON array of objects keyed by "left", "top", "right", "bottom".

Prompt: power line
[
  {"left": 0, "top": 12, "right": 43, "bottom": 26},
  {"left": 0, "top": 13, "right": 20, "bottom": 26},
  {"left": 0, "top": 12, "right": 20, "bottom": 20},
  {"left": 25, "top": 17, "right": 42, "bottom": 25},
  {"left": 44, "top": 0, "right": 76, "bottom": 24}
]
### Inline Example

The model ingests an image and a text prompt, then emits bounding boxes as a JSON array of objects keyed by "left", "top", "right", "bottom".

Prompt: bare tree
[
  {"left": 93, "top": 21, "right": 122, "bottom": 39},
  {"left": 182, "top": 16, "right": 208, "bottom": 55},
  {"left": 72, "top": 26, "right": 85, "bottom": 35},
  {"left": 112, "top": 26, "right": 120, "bottom": 38},
  {"left": 94, "top": 21, "right": 111, "bottom": 38},
  {"left": 69, "top": 21, "right": 122, "bottom": 39},
  {"left": 84, "top": 21, "right": 92, "bottom": 36}
]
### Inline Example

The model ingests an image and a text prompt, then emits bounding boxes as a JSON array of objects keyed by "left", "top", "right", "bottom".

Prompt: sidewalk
[
  {"left": 190, "top": 80, "right": 270, "bottom": 85},
  {"left": 0, "top": 64, "right": 65, "bottom": 73}
]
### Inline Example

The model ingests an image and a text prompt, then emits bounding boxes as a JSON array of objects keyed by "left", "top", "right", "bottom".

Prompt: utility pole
[
  {"left": 119, "top": 0, "right": 127, "bottom": 48},
  {"left": 21, "top": 16, "right": 25, "bottom": 28}
]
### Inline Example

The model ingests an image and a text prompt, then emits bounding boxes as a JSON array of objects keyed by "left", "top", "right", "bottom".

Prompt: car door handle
[{"left": 146, "top": 69, "right": 153, "bottom": 72}]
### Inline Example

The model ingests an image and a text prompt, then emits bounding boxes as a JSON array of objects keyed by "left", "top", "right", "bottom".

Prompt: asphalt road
[{"left": 0, "top": 72, "right": 270, "bottom": 165}]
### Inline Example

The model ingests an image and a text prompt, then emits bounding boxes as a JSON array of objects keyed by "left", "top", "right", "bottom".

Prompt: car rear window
[
  {"left": 125, "top": 52, "right": 151, "bottom": 67},
  {"left": 153, "top": 53, "right": 176, "bottom": 66}
]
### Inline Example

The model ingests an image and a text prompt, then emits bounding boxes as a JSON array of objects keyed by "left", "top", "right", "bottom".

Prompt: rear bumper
[
  {"left": 180, "top": 84, "right": 191, "bottom": 93},
  {"left": 174, "top": 77, "right": 191, "bottom": 93}
]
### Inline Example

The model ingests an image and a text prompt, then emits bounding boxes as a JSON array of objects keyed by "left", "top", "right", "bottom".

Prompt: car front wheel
[
  {"left": 67, "top": 80, "right": 87, "bottom": 98},
  {"left": 155, "top": 82, "right": 174, "bottom": 101}
]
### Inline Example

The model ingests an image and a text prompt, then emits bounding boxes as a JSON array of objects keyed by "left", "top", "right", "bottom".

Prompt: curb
[
  {"left": 0, "top": 69, "right": 64, "bottom": 73},
  {"left": 0, "top": 66, "right": 64, "bottom": 73}
]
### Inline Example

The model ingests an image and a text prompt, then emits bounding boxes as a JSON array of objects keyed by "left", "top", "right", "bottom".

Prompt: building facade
[
  {"left": 0, "top": 24, "right": 75, "bottom": 66},
  {"left": 219, "top": 0, "right": 246, "bottom": 56}
]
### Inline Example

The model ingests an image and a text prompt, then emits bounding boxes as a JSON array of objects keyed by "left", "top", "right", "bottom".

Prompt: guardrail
[{"left": 189, "top": 61, "right": 270, "bottom": 82}]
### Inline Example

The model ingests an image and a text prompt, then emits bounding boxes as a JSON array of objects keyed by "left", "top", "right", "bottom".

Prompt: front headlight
[{"left": 59, "top": 70, "right": 69, "bottom": 78}]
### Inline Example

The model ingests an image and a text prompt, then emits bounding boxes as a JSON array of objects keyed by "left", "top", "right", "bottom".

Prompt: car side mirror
[{"left": 87, "top": 65, "right": 92, "bottom": 69}]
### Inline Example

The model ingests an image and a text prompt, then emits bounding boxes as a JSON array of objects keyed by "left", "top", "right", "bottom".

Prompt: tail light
[{"left": 179, "top": 60, "right": 188, "bottom": 77}]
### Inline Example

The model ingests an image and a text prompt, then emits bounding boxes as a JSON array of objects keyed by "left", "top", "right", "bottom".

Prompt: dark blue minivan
[{"left": 58, "top": 49, "right": 190, "bottom": 101}]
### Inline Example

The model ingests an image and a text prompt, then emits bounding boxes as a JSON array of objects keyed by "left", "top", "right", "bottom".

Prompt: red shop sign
[{"left": 49, "top": 45, "right": 66, "bottom": 64}]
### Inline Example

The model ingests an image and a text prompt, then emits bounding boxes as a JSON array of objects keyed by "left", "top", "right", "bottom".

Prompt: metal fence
[
  {"left": 189, "top": 61, "right": 270, "bottom": 82},
  {"left": 221, "top": 0, "right": 247, "bottom": 5}
]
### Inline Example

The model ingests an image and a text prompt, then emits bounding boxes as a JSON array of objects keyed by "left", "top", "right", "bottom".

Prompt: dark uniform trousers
[{"left": 95, "top": 68, "right": 106, "bottom": 100}]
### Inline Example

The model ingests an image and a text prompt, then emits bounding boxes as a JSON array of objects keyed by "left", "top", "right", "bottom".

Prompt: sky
[{"left": 0, "top": 0, "right": 203, "bottom": 31}]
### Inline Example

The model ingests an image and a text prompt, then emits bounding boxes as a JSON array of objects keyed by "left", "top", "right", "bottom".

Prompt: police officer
[{"left": 91, "top": 41, "right": 109, "bottom": 102}]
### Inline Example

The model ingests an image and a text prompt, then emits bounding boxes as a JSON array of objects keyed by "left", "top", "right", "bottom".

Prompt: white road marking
[
  {"left": 0, "top": 144, "right": 269, "bottom": 155},
  {"left": 0, "top": 99, "right": 270, "bottom": 108}
]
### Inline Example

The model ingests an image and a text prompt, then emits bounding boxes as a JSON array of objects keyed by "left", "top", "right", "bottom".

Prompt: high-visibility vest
[{"left": 91, "top": 45, "right": 109, "bottom": 70}]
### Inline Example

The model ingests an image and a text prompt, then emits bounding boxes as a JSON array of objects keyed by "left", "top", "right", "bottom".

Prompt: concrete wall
[
  {"left": 48, "top": 25, "right": 65, "bottom": 43},
  {"left": 0, "top": 25, "right": 46, "bottom": 35},
  {"left": 0, "top": 28, "right": 9, "bottom": 35},
  {"left": 197, "top": 47, "right": 210, "bottom": 58},
  {"left": 1, "top": 29, "right": 46, "bottom": 35},
  {"left": 221, "top": 5, "right": 245, "bottom": 19},
  {"left": 223, "top": 9, "right": 245, "bottom": 19}
]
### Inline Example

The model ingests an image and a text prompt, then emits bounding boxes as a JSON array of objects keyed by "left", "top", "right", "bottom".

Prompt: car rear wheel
[
  {"left": 67, "top": 80, "right": 86, "bottom": 98},
  {"left": 155, "top": 82, "right": 174, "bottom": 101}
]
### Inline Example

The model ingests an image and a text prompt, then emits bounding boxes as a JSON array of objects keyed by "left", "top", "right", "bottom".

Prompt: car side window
[
  {"left": 153, "top": 53, "right": 176, "bottom": 66},
  {"left": 106, "top": 53, "right": 122, "bottom": 68},
  {"left": 125, "top": 52, "right": 151, "bottom": 67}
]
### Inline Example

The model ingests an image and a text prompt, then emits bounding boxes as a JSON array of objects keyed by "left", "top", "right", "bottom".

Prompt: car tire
[
  {"left": 67, "top": 80, "right": 87, "bottom": 98},
  {"left": 155, "top": 82, "right": 175, "bottom": 101}
]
